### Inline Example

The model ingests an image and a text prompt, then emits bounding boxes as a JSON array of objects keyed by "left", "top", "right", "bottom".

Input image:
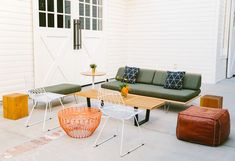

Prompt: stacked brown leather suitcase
[{"left": 176, "top": 106, "right": 230, "bottom": 146}]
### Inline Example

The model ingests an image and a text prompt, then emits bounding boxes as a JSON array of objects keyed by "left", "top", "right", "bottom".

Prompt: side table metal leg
[{"left": 92, "top": 76, "right": 95, "bottom": 89}]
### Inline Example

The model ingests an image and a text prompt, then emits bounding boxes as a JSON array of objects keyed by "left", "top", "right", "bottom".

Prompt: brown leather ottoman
[
  {"left": 200, "top": 95, "right": 223, "bottom": 108},
  {"left": 176, "top": 106, "right": 230, "bottom": 146}
]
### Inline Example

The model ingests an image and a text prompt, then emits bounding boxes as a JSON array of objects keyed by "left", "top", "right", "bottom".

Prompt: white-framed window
[
  {"left": 38, "top": 0, "right": 71, "bottom": 28},
  {"left": 79, "top": 0, "right": 103, "bottom": 30}
]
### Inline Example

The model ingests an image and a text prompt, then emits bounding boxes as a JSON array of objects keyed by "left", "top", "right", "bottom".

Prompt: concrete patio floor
[{"left": 0, "top": 78, "right": 235, "bottom": 161}]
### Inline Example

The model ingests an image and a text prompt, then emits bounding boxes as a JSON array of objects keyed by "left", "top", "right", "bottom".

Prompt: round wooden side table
[{"left": 81, "top": 71, "right": 106, "bottom": 89}]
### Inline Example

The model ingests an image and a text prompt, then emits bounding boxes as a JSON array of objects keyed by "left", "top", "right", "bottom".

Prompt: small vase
[
  {"left": 92, "top": 68, "right": 96, "bottom": 74},
  {"left": 121, "top": 87, "right": 128, "bottom": 97}
]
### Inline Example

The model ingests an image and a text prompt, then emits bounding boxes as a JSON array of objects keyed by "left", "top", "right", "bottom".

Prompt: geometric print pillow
[
  {"left": 122, "top": 66, "right": 139, "bottom": 84},
  {"left": 164, "top": 71, "right": 185, "bottom": 90}
]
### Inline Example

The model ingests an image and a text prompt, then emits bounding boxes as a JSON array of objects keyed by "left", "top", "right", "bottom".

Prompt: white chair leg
[
  {"left": 49, "top": 102, "right": 52, "bottom": 119},
  {"left": 33, "top": 101, "right": 38, "bottom": 109},
  {"left": 120, "top": 117, "right": 144, "bottom": 157},
  {"left": 120, "top": 120, "right": 125, "bottom": 156},
  {"left": 59, "top": 98, "right": 64, "bottom": 109},
  {"left": 45, "top": 102, "right": 60, "bottom": 132},
  {"left": 74, "top": 94, "right": 78, "bottom": 104},
  {"left": 25, "top": 102, "right": 37, "bottom": 127},
  {"left": 47, "top": 101, "right": 61, "bottom": 132},
  {"left": 42, "top": 103, "right": 48, "bottom": 131},
  {"left": 134, "top": 116, "right": 144, "bottom": 144},
  {"left": 32, "top": 100, "right": 37, "bottom": 108},
  {"left": 46, "top": 99, "right": 64, "bottom": 132},
  {"left": 94, "top": 117, "right": 115, "bottom": 147}
]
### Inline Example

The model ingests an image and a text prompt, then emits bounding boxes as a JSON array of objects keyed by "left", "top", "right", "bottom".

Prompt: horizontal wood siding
[
  {"left": 0, "top": 0, "right": 34, "bottom": 97},
  {"left": 104, "top": 0, "right": 128, "bottom": 78},
  {"left": 126, "top": 0, "right": 219, "bottom": 83},
  {"left": 215, "top": 0, "right": 227, "bottom": 82}
]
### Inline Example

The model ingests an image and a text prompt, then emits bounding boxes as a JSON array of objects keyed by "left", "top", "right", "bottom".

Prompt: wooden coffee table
[{"left": 76, "top": 89, "right": 165, "bottom": 126}]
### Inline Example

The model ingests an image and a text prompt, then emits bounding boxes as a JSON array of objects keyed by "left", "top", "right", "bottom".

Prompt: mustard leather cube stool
[
  {"left": 200, "top": 95, "right": 223, "bottom": 109},
  {"left": 3, "top": 93, "right": 28, "bottom": 120}
]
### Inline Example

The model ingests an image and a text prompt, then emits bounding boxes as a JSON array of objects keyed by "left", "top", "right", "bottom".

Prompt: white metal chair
[
  {"left": 25, "top": 87, "right": 65, "bottom": 132},
  {"left": 94, "top": 89, "right": 144, "bottom": 157}
]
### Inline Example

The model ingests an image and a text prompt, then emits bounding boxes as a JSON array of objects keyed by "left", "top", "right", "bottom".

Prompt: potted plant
[
  {"left": 119, "top": 82, "right": 129, "bottom": 97},
  {"left": 90, "top": 64, "right": 97, "bottom": 74}
]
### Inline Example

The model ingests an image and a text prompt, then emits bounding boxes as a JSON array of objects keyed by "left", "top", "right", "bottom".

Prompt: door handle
[{"left": 73, "top": 19, "right": 82, "bottom": 50}]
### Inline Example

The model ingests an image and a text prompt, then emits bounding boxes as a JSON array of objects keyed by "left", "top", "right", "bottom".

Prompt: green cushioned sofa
[{"left": 101, "top": 67, "right": 201, "bottom": 103}]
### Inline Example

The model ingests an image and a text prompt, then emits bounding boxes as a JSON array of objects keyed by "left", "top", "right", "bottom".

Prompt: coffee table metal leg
[
  {"left": 134, "top": 107, "right": 150, "bottom": 126},
  {"left": 87, "top": 98, "right": 91, "bottom": 107},
  {"left": 134, "top": 107, "right": 139, "bottom": 126}
]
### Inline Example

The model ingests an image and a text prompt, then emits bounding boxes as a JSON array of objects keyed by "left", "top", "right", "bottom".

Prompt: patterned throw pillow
[
  {"left": 164, "top": 71, "right": 185, "bottom": 90},
  {"left": 123, "top": 66, "right": 139, "bottom": 84}
]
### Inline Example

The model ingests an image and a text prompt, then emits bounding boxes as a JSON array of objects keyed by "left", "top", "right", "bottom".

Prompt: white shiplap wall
[
  {"left": 227, "top": 1, "right": 235, "bottom": 78},
  {"left": 126, "top": 0, "right": 221, "bottom": 83},
  {"left": 0, "top": 0, "right": 34, "bottom": 97},
  {"left": 0, "top": 0, "right": 229, "bottom": 98},
  {"left": 215, "top": 0, "right": 227, "bottom": 82},
  {"left": 104, "top": 0, "right": 128, "bottom": 78}
]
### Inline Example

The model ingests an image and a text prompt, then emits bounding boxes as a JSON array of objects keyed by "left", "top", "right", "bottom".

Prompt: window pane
[
  {"left": 92, "top": 6, "right": 97, "bottom": 17},
  {"left": 39, "top": 0, "right": 46, "bottom": 11},
  {"left": 39, "top": 12, "right": 46, "bottom": 27},
  {"left": 92, "top": 19, "right": 97, "bottom": 30},
  {"left": 85, "top": 18, "right": 90, "bottom": 29},
  {"left": 92, "top": 0, "right": 97, "bottom": 4},
  {"left": 79, "top": 0, "right": 84, "bottom": 2},
  {"left": 65, "top": 15, "right": 70, "bottom": 28},
  {"left": 85, "top": 4, "right": 90, "bottom": 16},
  {"left": 98, "top": 19, "right": 102, "bottom": 30},
  {"left": 85, "top": 0, "right": 90, "bottom": 3},
  {"left": 80, "top": 17, "right": 84, "bottom": 29},
  {"left": 57, "top": 15, "right": 63, "bottom": 28},
  {"left": 79, "top": 3, "right": 84, "bottom": 16},
  {"left": 47, "top": 0, "right": 54, "bottom": 12},
  {"left": 48, "top": 13, "right": 54, "bottom": 27},
  {"left": 98, "top": 6, "right": 102, "bottom": 18},
  {"left": 57, "top": 0, "right": 63, "bottom": 13},
  {"left": 98, "top": 0, "right": 102, "bottom": 5},
  {"left": 65, "top": 0, "right": 71, "bottom": 14}
]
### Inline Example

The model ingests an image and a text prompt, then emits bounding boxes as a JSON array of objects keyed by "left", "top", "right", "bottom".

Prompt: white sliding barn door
[{"left": 32, "top": 0, "right": 106, "bottom": 87}]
